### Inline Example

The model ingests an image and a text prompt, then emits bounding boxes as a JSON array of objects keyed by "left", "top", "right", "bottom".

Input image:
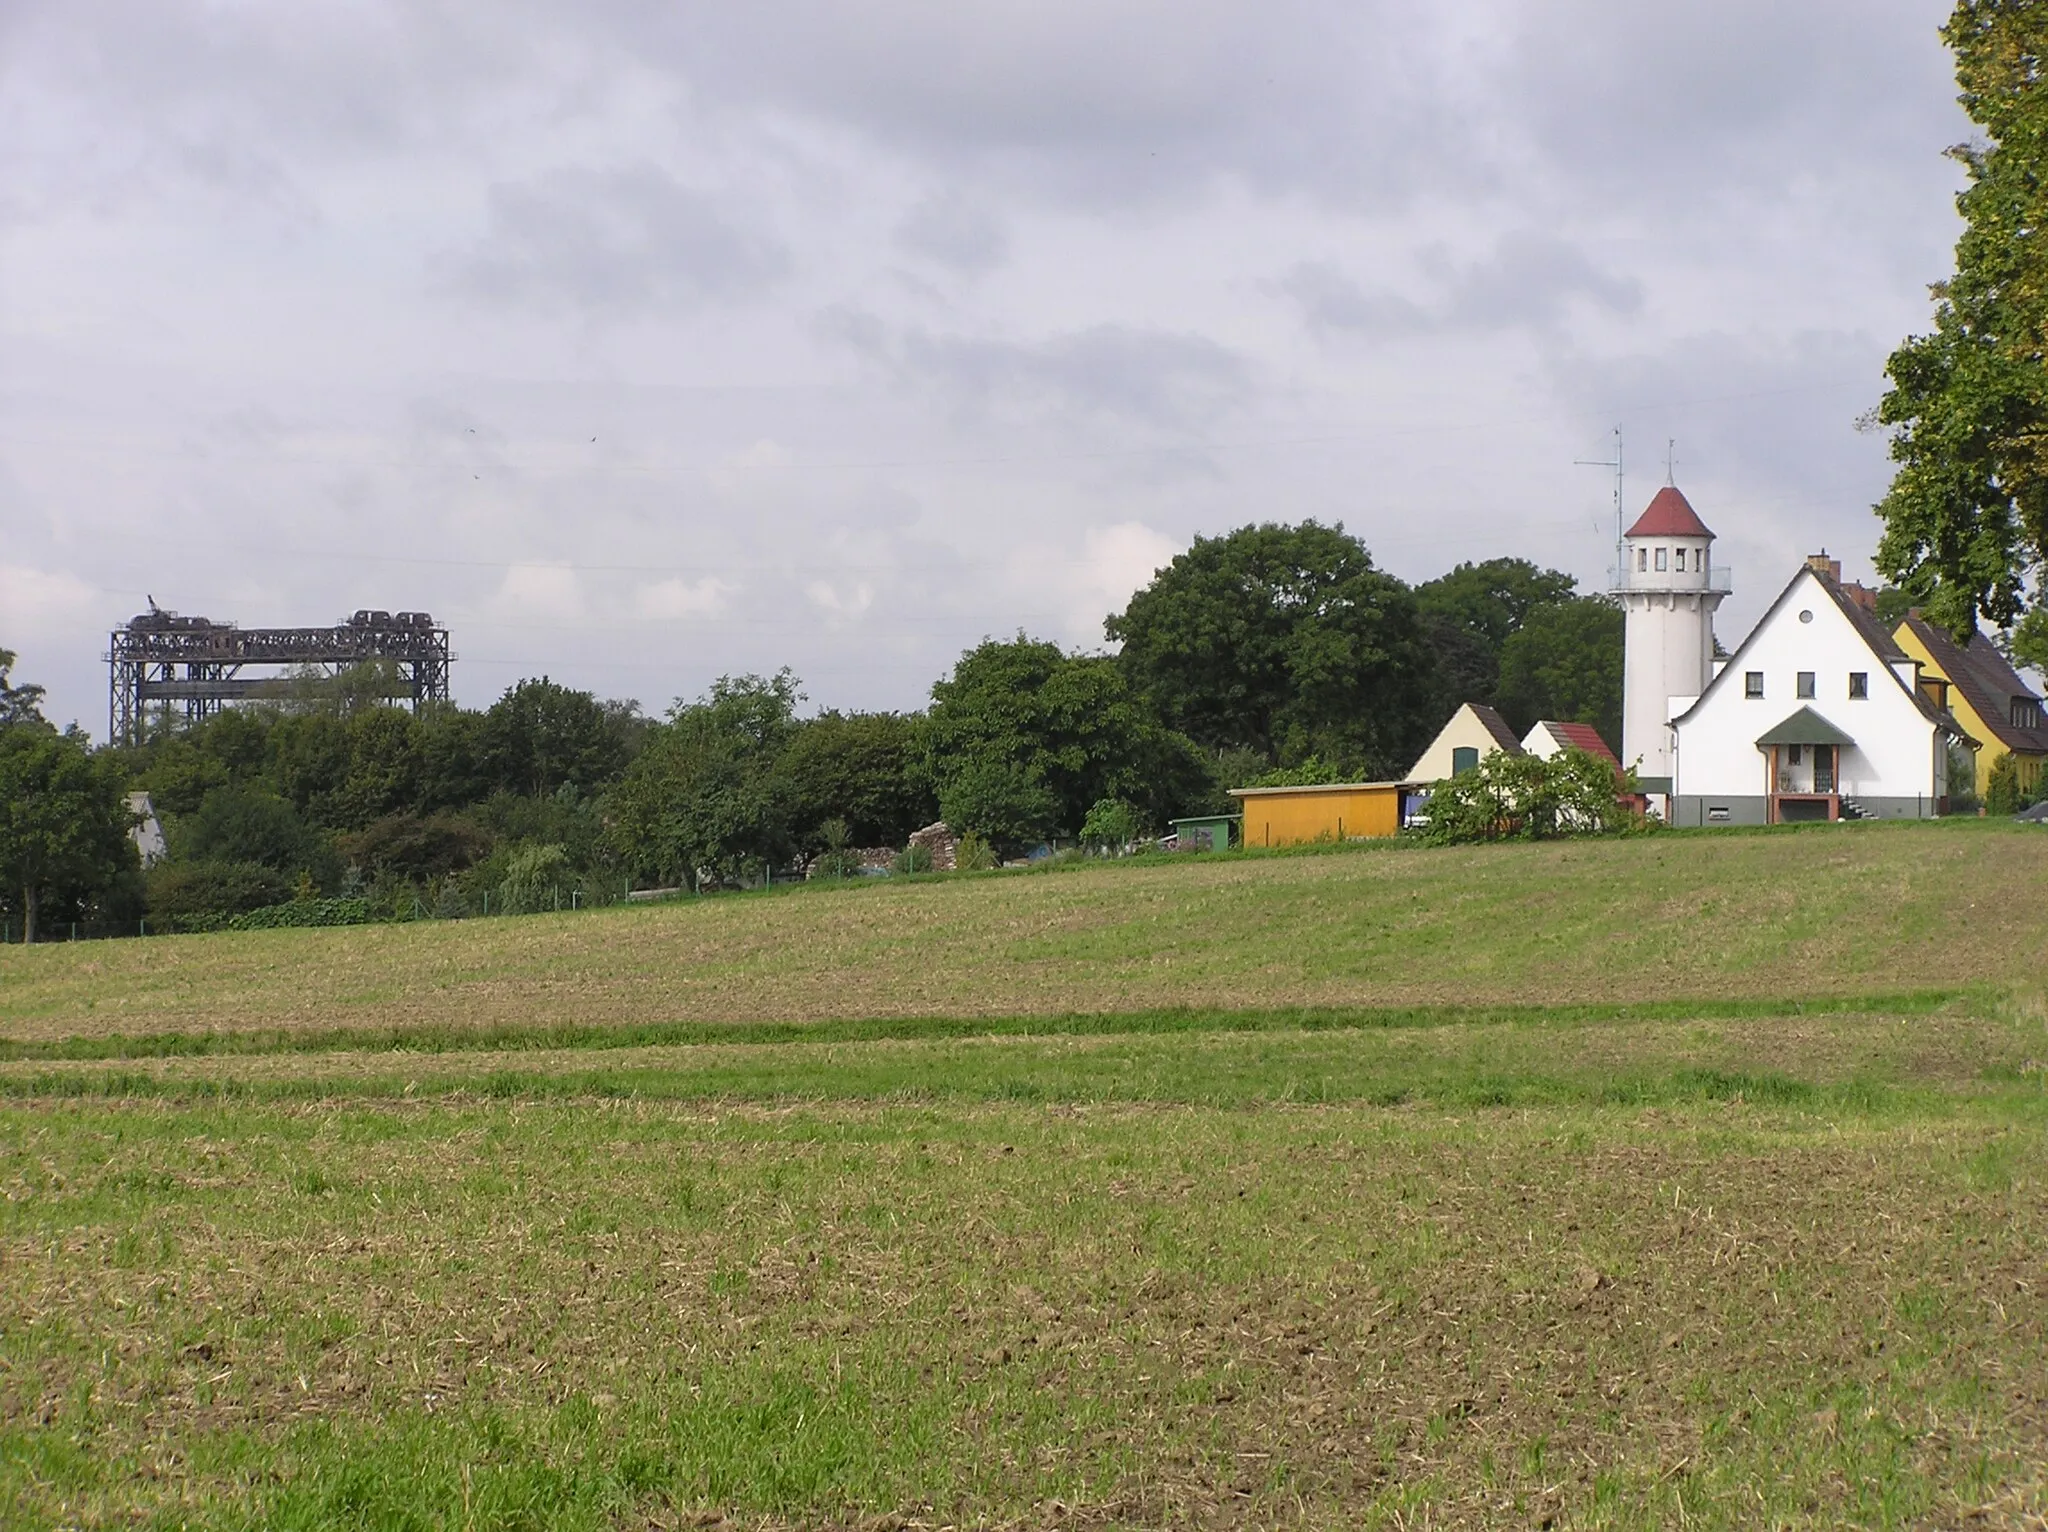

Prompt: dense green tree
[
  {"left": 1414, "top": 559, "right": 1580, "bottom": 652},
  {"left": 180, "top": 785, "right": 337, "bottom": 886},
  {"left": 0, "top": 726, "right": 137, "bottom": 941},
  {"left": 775, "top": 710, "right": 936, "bottom": 851},
  {"left": 418, "top": 705, "right": 492, "bottom": 811},
  {"left": 264, "top": 712, "right": 354, "bottom": 826},
  {"left": 340, "top": 812, "right": 493, "bottom": 883},
  {"left": 926, "top": 637, "right": 1206, "bottom": 848},
  {"left": 1420, "top": 747, "right": 1636, "bottom": 844},
  {"left": 481, "top": 678, "right": 632, "bottom": 799},
  {"left": 604, "top": 673, "right": 802, "bottom": 890},
  {"left": 1874, "top": 0, "right": 2048, "bottom": 635},
  {"left": 1494, "top": 598, "right": 1625, "bottom": 751},
  {"left": 1107, "top": 521, "right": 1434, "bottom": 776},
  {"left": 334, "top": 707, "right": 425, "bottom": 827}
]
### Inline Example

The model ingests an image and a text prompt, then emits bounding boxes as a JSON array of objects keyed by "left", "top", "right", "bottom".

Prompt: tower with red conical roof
[{"left": 1614, "top": 486, "right": 1728, "bottom": 801}]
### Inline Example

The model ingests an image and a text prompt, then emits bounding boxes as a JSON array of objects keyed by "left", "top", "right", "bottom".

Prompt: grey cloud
[
  {"left": 449, "top": 166, "right": 791, "bottom": 316},
  {"left": 1285, "top": 233, "right": 1642, "bottom": 340},
  {"left": 823, "top": 311, "right": 1252, "bottom": 431},
  {"left": 894, "top": 192, "right": 1009, "bottom": 276}
]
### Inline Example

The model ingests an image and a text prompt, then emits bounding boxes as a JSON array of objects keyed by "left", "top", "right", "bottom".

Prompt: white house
[
  {"left": 127, "top": 792, "right": 166, "bottom": 867},
  {"left": 1668, "top": 556, "right": 1968, "bottom": 825},
  {"left": 1408, "top": 701, "right": 1522, "bottom": 782}
]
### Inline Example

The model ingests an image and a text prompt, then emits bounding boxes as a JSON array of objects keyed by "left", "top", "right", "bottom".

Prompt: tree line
[{"left": 1, "top": 522, "right": 1624, "bottom": 939}]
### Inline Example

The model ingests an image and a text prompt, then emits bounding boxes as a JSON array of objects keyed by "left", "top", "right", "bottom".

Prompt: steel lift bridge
[{"left": 108, "top": 604, "right": 452, "bottom": 744}]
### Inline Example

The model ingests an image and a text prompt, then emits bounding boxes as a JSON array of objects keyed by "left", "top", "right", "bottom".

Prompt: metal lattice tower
[{"left": 107, "top": 606, "right": 453, "bottom": 745}]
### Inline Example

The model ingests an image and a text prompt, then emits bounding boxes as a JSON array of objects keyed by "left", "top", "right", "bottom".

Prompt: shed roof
[
  {"left": 1754, "top": 706, "right": 1857, "bottom": 748},
  {"left": 1465, "top": 701, "right": 1525, "bottom": 754},
  {"left": 1228, "top": 780, "right": 1413, "bottom": 798},
  {"left": 1624, "top": 486, "right": 1714, "bottom": 541}
]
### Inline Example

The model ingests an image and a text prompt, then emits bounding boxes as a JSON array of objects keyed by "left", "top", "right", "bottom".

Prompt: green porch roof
[{"left": 1754, "top": 706, "right": 1857, "bottom": 748}]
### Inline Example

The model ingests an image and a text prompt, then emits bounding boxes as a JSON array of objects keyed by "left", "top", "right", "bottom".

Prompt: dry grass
[{"left": 2, "top": 821, "right": 2043, "bottom": 1045}]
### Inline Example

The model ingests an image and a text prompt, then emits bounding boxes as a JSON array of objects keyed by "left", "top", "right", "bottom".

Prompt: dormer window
[
  {"left": 2017, "top": 697, "right": 2044, "bottom": 730},
  {"left": 1655, "top": 548, "right": 1669, "bottom": 571}
]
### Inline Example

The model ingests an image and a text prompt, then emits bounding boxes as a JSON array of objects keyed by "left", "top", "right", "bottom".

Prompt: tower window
[
  {"left": 1796, "top": 672, "right": 1816, "bottom": 699},
  {"left": 1745, "top": 671, "right": 1764, "bottom": 699},
  {"left": 1849, "top": 672, "right": 1868, "bottom": 699},
  {"left": 1675, "top": 548, "right": 1687, "bottom": 571},
  {"left": 1637, "top": 548, "right": 1648, "bottom": 572},
  {"left": 1655, "top": 548, "right": 1669, "bottom": 571}
]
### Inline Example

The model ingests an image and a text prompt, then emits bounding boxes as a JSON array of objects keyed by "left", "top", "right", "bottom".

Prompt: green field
[{"left": 3, "top": 822, "right": 2046, "bottom": 1528}]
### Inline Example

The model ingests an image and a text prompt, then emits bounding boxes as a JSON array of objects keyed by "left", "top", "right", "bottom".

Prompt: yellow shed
[{"left": 1229, "top": 781, "right": 1408, "bottom": 847}]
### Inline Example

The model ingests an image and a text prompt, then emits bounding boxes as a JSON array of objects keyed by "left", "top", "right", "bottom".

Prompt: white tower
[{"left": 1614, "top": 486, "right": 1727, "bottom": 796}]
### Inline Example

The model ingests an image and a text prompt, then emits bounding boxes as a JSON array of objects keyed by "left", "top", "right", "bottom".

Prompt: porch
[{"left": 1756, "top": 707, "right": 1857, "bottom": 826}]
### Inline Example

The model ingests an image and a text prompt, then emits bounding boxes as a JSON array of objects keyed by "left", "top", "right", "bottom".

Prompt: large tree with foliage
[
  {"left": 774, "top": 710, "right": 936, "bottom": 851},
  {"left": 0, "top": 724, "right": 137, "bottom": 941},
  {"left": 1106, "top": 521, "right": 1434, "bottom": 776},
  {"left": 1875, "top": 0, "right": 2048, "bottom": 636},
  {"left": 604, "top": 673, "right": 802, "bottom": 890},
  {"left": 1413, "top": 557, "right": 1584, "bottom": 725},
  {"left": 481, "top": 677, "right": 633, "bottom": 799},
  {"left": 926, "top": 637, "right": 1205, "bottom": 849},
  {"left": 1493, "top": 597, "right": 1626, "bottom": 750}
]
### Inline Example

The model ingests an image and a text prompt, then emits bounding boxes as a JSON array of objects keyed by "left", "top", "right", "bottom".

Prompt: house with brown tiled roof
[
  {"left": 1891, "top": 614, "right": 2048, "bottom": 801},
  {"left": 1521, "top": 719, "right": 1620, "bottom": 770}
]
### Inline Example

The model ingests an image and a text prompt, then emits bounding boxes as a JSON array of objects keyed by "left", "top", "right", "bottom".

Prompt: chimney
[
  {"left": 1839, "top": 581, "right": 1878, "bottom": 612},
  {"left": 1804, "top": 551, "right": 1842, "bottom": 582}
]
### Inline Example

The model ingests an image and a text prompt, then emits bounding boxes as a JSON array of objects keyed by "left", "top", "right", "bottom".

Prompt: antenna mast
[{"left": 1576, "top": 426, "right": 1624, "bottom": 580}]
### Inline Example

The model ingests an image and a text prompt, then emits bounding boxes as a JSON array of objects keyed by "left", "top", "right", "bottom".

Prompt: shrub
[
  {"left": 892, "top": 844, "right": 934, "bottom": 876},
  {"left": 1419, "top": 748, "right": 1637, "bottom": 845},
  {"left": 1080, "top": 797, "right": 1145, "bottom": 854},
  {"left": 144, "top": 861, "right": 294, "bottom": 932},
  {"left": 954, "top": 832, "right": 999, "bottom": 871},
  {"left": 500, "top": 842, "right": 571, "bottom": 914},
  {"left": 229, "top": 898, "right": 374, "bottom": 931},
  {"left": 809, "top": 818, "right": 864, "bottom": 880},
  {"left": 1985, "top": 752, "right": 2024, "bottom": 816},
  {"left": 341, "top": 812, "right": 492, "bottom": 882}
]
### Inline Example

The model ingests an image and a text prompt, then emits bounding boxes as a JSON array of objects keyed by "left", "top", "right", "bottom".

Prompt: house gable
[{"left": 1408, "top": 702, "right": 1523, "bottom": 782}]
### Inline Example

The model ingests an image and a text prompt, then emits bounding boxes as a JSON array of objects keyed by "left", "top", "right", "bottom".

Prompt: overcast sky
[{"left": 1, "top": 1, "right": 1971, "bottom": 737}]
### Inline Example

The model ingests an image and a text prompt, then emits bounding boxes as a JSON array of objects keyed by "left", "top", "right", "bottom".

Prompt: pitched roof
[
  {"left": 1672, "top": 563, "right": 1972, "bottom": 743},
  {"left": 1754, "top": 706, "right": 1857, "bottom": 747},
  {"left": 1466, "top": 701, "right": 1525, "bottom": 754},
  {"left": 1624, "top": 486, "right": 1715, "bottom": 540},
  {"left": 1536, "top": 720, "right": 1619, "bottom": 766},
  {"left": 1897, "top": 613, "right": 2048, "bottom": 754}
]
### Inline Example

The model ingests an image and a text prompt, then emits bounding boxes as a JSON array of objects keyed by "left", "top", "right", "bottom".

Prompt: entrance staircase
[{"left": 1839, "top": 797, "right": 1875, "bottom": 821}]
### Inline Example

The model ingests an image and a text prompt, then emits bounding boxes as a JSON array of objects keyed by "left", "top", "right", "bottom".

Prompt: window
[
  {"left": 1637, "top": 548, "right": 1648, "bottom": 572},
  {"left": 1672, "top": 548, "right": 1685, "bottom": 571},
  {"left": 1788, "top": 743, "right": 1803, "bottom": 764},
  {"left": 1796, "top": 672, "right": 1816, "bottom": 699},
  {"left": 2016, "top": 698, "right": 2044, "bottom": 730},
  {"left": 1451, "top": 745, "right": 1479, "bottom": 775},
  {"left": 1849, "top": 672, "right": 1868, "bottom": 699},
  {"left": 1745, "top": 671, "right": 1764, "bottom": 698},
  {"left": 1655, "top": 548, "right": 1669, "bottom": 571}
]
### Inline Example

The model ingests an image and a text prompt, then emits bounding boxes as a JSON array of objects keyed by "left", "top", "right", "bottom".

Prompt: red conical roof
[{"left": 1625, "top": 486, "right": 1714, "bottom": 540}]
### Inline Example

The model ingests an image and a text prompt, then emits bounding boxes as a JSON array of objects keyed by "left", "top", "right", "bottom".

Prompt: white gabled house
[{"left": 1668, "top": 556, "right": 1970, "bottom": 825}]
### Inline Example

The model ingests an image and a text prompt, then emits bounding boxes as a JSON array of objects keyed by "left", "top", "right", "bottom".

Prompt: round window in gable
[{"left": 1798, "top": 610, "right": 1814, "bottom": 623}]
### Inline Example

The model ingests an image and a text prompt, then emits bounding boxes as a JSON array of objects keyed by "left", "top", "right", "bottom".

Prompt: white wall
[
  {"left": 1673, "top": 568, "right": 1939, "bottom": 803},
  {"left": 1619, "top": 532, "right": 1722, "bottom": 779}
]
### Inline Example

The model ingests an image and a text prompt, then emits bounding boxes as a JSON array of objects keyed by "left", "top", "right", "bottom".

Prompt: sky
[{"left": 0, "top": 1, "right": 1975, "bottom": 737}]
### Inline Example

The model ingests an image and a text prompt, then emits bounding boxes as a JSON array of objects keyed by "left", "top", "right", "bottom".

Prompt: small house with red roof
[{"left": 1521, "top": 720, "right": 1620, "bottom": 768}]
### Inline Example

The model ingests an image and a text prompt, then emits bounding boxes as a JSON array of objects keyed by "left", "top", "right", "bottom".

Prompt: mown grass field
[{"left": 3, "top": 821, "right": 2046, "bottom": 1529}]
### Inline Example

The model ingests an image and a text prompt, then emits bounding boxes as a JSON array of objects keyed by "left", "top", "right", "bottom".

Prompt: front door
[{"left": 1812, "top": 744, "right": 1836, "bottom": 794}]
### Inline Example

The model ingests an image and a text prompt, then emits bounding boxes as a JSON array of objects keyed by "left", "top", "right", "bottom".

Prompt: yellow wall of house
[
  {"left": 1891, "top": 624, "right": 2047, "bottom": 796},
  {"left": 1234, "top": 785, "right": 1402, "bottom": 847}
]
